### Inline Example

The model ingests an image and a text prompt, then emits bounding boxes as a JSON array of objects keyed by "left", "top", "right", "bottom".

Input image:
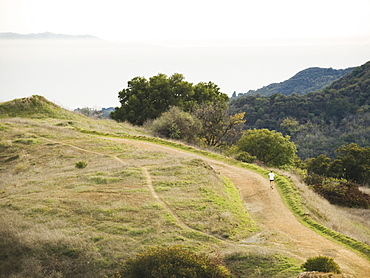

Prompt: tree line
[{"left": 229, "top": 61, "right": 370, "bottom": 160}]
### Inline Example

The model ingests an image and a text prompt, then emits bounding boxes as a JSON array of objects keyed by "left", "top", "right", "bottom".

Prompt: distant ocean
[{"left": 1, "top": 39, "right": 369, "bottom": 109}]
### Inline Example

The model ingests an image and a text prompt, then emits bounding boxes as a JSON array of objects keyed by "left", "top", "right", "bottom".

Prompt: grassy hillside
[
  {"left": 1, "top": 97, "right": 298, "bottom": 277},
  {"left": 0, "top": 95, "right": 81, "bottom": 119},
  {"left": 1, "top": 96, "right": 369, "bottom": 277}
]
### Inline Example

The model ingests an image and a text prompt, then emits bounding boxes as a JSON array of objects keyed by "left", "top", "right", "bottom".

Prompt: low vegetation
[
  {"left": 111, "top": 245, "right": 231, "bottom": 278},
  {"left": 75, "top": 160, "right": 88, "bottom": 169},
  {"left": 301, "top": 256, "right": 341, "bottom": 274}
]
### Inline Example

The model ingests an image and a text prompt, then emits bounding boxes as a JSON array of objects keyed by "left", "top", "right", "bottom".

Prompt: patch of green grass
[
  {"left": 150, "top": 161, "right": 256, "bottom": 240},
  {"left": 225, "top": 253, "right": 301, "bottom": 278},
  {"left": 89, "top": 175, "right": 122, "bottom": 184},
  {"left": 13, "top": 138, "right": 40, "bottom": 145}
]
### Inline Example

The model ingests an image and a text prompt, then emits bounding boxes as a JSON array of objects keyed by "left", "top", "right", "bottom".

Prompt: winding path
[
  {"left": 40, "top": 135, "right": 370, "bottom": 277},
  {"left": 110, "top": 138, "right": 370, "bottom": 277}
]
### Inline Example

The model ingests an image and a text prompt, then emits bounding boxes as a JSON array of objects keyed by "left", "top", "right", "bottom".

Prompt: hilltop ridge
[
  {"left": 0, "top": 95, "right": 83, "bottom": 120},
  {"left": 236, "top": 67, "right": 354, "bottom": 97}
]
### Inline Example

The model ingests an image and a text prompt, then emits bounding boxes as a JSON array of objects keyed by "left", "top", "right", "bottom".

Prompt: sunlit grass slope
[{"left": 1, "top": 96, "right": 294, "bottom": 277}]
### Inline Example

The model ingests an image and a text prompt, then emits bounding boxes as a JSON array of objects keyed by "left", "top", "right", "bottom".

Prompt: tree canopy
[
  {"left": 111, "top": 73, "right": 229, "bottom": 125},
  {"left": 236, "top": 129, "right": 297, "bottom": 167}
]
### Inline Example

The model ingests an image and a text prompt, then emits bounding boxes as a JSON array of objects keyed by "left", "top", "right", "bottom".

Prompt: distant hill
[
  {"left": 0, "top": 32, "right": 100, "bottom": 40},
  {"left": 236, "top": 67, "right": 354, "bottom": 98},
  {"left": 74, "top": 107, "right": 115, "bottom": 119},
  {"left": 228, "top": 61, "right": 370, "bottom": 159}
]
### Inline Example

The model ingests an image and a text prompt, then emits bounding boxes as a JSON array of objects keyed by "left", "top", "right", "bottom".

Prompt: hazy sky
[
  {"left": 1, "top": 0, "right": 370, "bottom": 43},
  {"left": 1, "top": 0, "right": 370, "bottom": 109}
]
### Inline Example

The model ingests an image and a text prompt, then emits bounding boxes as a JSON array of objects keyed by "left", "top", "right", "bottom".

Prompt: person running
[{"left": 268, "top": 171, "right": 275, "bottom": 189}]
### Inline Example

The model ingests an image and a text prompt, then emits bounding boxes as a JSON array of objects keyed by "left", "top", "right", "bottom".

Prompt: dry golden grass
[
  {"left": 0, "top": 117, "right": 257, "bottom": 277},
  {"left": 1, "top": 110, "right": 368, "bottom": 277},
  {"left": 286, "top": 171, "right": 370, "bottom": 246}
]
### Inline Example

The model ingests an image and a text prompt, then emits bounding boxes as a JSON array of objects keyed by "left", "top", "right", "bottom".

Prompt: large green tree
[
  {"left": 236, "top": 129, "right": 297, "bottom": 167},
  {"left": 111, "top": 73, "right": 228, "bottom": 125},
  {"left": 330, "top": 143, "right": 370, "bottom": 184}
]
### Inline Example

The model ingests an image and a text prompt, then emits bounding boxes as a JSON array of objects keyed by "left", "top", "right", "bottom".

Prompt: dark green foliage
[
  {"left": 332, "top": 143, "right": 370, "bottom": 184},
  {"left": 304, "top": 143, "right": 370, "bottom": 208},
  {"left": 235, "top": 151, "right": 256, "bottom": 163},
  {"left": 306, "top": 154, "right": 331, "bottom": 176},
  {"left": 112, "top": 245, "right": 231, "bottom": 278},
  {"left": 245, "top": 67, "right": 354, "bottom": 97},
  {"left": 301, "top": 256, "right": 341, "bottom": 274},
  {"left": 236, "top": 129, "right": 297, "bottom": 167},
  {"left": 308, "top": 179, "right": 370, "bottom": 209},
  {"left": 75, "top": 161, "right": 88, "bottom": 169},
  {"left": 306, "top": 144, "right": 370, "bottom": 185},
  {"left": 111, "top": 73, "right": 229, "bottom": 125},
  {"left": 229, "top": 61, "right": 370, "bottom": 159}
]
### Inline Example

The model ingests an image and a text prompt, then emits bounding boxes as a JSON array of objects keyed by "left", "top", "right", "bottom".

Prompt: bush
[
  {"left": 75, "top": 161, "right": 87, "bottom": 169},
  {"left": 235, "top": 151, "right": 256, "bottom": 163},
  {"left": 306, "top": 175, "right": 370, "bottom": 208},
  {"left": 301, "top": 256, "right": 341, "bottom": 274},
  {"left": 150, "top": 106, "right": 201, "bottom": 144},
  {"left": 223, "top": 146, "right": 256, "bottom": 163},
  {"left": 111, "top": 245, "right": 231, "bottom": 278},
  {"left": 303, "top": 173, "right": 324, "bottom": 186}
]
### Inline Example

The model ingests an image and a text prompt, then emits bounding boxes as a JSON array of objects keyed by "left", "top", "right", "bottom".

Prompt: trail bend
[{"left": 107, "top": 137, "right": 370, "bottom": 277}]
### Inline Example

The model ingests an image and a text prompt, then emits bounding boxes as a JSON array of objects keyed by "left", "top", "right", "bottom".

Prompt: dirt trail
[
  {"left": 110, "top": 138, "right": 370, "bottom": 278},
  {"left": 40, "top": 135, "right": 370, "bottom": 276}
]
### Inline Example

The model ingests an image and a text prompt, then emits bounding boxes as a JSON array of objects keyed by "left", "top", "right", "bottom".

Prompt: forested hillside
[
  {"left": 229, "top": 61, "right": 370, "bottom": 159},
  {"left": 239, "top": 67, "right": 353, "bottom": 97}
]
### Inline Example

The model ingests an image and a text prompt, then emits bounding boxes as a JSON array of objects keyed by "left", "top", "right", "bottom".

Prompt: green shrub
[
  {"left": 306, "top": 175, "right": 370, "bottom": 208},
  {"left": 303, "top": 173, "right": 324, "bottom": 186},
  {"left": 149, "top": 106, "right": 201, "bottom": 144},
  {"left": 235, "top": 151, "right": 256, "bottom": 163},
  {"left": 301, "top": 256, "right": 341, "bottom": 274},
  {"left": 111, "top": 245, "right": 231, "bottom": 278},
  {"left": 75, "top": 161, "right": 88, "bottom": 169},
  {"left": 223, "top": 146, "right": 256, "bottom": 163}
]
